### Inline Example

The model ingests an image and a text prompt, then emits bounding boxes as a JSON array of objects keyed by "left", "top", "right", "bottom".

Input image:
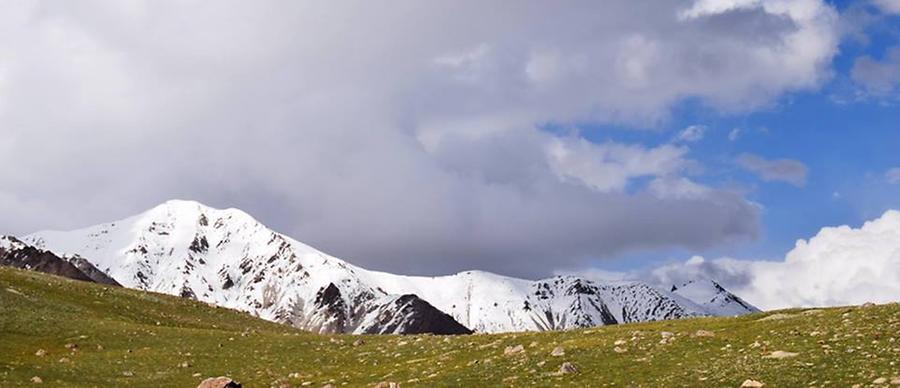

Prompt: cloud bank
[
  {"left": 645, "top": 210, "right": 900, "bottom": 310},
  {"left": 0, "top": 1, "right": 839, "bottom": 276}
]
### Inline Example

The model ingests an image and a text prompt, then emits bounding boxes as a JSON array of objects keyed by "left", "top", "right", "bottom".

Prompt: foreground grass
[{"left": 1, "top": 267, "right": 898, "bottom": 387}]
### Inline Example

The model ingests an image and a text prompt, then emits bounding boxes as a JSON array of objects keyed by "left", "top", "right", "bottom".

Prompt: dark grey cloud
[
  {"left": 0, "top": 1, "right": 838, "bottom": 277},
  {"left": 736, "top": 153, "right": 809, "bottom": 187}
]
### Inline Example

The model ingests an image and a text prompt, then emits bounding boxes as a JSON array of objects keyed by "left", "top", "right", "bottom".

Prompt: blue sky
[{"left": 572, "top": 1, "right": 900, "bottom": 272}]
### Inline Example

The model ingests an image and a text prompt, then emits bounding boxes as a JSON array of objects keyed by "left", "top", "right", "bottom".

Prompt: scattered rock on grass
[
  {"left": 504, "top": 345, "right": 524, "bottom": 356},
  {"left": 550, "top": 347, "right": 565, "bottom": 357},
  {"left": 873, "top": 377, "right": 887, "bottom": 384},
  {"left": 740, "top": 379, "right": 764, "bottom": 387},
  {"left": 197, "top": 376, "right": 242, "bottom": 388},
  {"left": 30, "top": 376, "right": 42, "bottom": 384},
  {"left": 35, "top": 349, "right": 47, "bottom": 357},
  {"left": 559, "top": 362, "right": 578, "bottom": 374},
  {"left": 373, "top": 382, "right": 399, "bottom": 388},
  {"left": 763, "top": 351, "right": 799, "bottom": 359},
  {"left": 694, "top": 330, "right": 715, "bottom": 338},
  {"left": 353, "top": 339, "right": 365, "bottom": 347},
  {"left": 757, "top": 313, "right": 794, "bottom": 321}
]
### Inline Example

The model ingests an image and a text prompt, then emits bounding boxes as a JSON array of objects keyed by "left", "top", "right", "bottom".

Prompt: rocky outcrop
[{"left": 1, "top": 236, "right": 95, "bottom": 283}]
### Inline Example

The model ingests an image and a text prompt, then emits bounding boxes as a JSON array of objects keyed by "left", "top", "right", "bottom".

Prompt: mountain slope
[
  {"left": 1, "top": 267, "right": 896, "bottom": 387},
  {"left": 0, "top": 235, "right": 117, "bottom": 286},
  {"left": 24, "top": 199, "right": 756, "bottom": 334}
]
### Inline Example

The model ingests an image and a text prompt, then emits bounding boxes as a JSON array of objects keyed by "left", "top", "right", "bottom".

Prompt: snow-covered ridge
[{"left": 25, "top": 200, "right": 758, "bottom": 334}]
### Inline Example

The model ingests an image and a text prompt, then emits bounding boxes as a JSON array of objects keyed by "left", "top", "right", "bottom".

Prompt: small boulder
[
  {"left": 558, "top": 362, "right": 578, "bottom": 374},
  {"left": 353, "top": 339, "right": 365, "bottom": 347},
  {"left": 30, "top": 376, "right": 43, "bottom": 384},
  {"left": 64, "top": 343, "right": 78, "bottom": 350},
  {"left": 740, "top": 379, "right": 764, "bottom": 387},
  {"left": 58, "top": 357, "right": 70, "bottom": 363},
  {"left": 35, "top": 349, "right": 47, "bottom": 357},
  {"left": 197, "top": 376, "right": 242, "bottom": 388},
  {"left": 763, "top": 351, "right": 798, "bottom": 359},
  {"left": 373, "top": 382, "right": 399, "bottom": 388},
  {"left": 550, "top": 346, "right": 565, "bottom": 357},
  {"left": 503, "top": 344, "right": 524, "bottom": 356},
  {"left": 873, "top": 377, "right": 887, "bottom": 384},
  {"left": 694, "top": 330, "right": 715, "bottom": 338}
]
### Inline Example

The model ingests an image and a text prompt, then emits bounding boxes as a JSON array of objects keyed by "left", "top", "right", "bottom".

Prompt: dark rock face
[
  {"left": 67, "top": 256, "right": 121, "bottom": 286},
  {"left": 359, "top": 294, "right": 473, "bottom": 335},
  {"left": 313, "top": 283, "right": 349, "bottom": 332},
  {"left": 0, "top": 236, "right": 121, "bottom": 287},
  {"left": 0, "top": 236, "right": 95, "bottom": 283}
]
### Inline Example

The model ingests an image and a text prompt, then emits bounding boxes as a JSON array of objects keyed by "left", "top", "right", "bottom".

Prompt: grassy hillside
[{"left": 1, "top": 267, "right": 898, "bottom": 387}]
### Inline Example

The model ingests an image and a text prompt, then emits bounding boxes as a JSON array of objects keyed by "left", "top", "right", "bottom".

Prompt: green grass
[{"left": 1, "top": 267, "right": 898, "bottom": 387}]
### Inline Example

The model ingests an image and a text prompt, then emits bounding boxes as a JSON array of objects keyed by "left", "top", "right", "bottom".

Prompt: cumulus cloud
[
  {"left": 646, "top": 210, "right": 900, "bottom": 309},
  {"left": 0, "top": 0, "right": 838, "bottom": 277},
  {"left": 736, "top": 153, "right": 809, "bottom": 186},
  {"left": 852, "top": 46, "right": 900, "bottom": 96}
]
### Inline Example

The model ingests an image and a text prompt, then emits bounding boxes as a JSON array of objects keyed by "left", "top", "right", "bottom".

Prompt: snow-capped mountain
[
  {"left": 670, "top": 279, "right": 758, "bottom": 317},
  {"left": 24, "top": 200, "right": 758, "bottom": 334}
]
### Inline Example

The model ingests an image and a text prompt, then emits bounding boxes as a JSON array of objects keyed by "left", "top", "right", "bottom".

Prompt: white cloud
[
  {"left": 649, "top": 210, "right": 900, "bottom": 309},
  {"left": 546, "top": 137, "right": 690, "bottom": 193},
  {"left": 885, "top": 167, "right": 900, "bottom": 184},
  {"left": 736, "top": 153, "right": 809, "bottom": 186},
  {"left": 676, "top": 125, "right": 707, "bottom": 142},
  {"left": 0, "top": 0, "right": 838, "bottom": 276},
  {"left": 873, "top": 0, "right": 900, "bottom": 14},
  {"left": 728, "top": 128, "right": 742, "bottom": 141}
]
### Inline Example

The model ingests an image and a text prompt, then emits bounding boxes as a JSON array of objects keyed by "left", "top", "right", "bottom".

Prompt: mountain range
[{"left": 5, "top": 199, "right": 758, "bottom": 334}]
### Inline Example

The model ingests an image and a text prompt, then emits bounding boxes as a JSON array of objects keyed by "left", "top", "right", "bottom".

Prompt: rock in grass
[
  {"left": 504, "top": 344, "right": 524, "bottom": 356},
  {"left": 558, "top": 362, "right": 578, "bottom": 374},
  {"left": 763, "top": 351, "right": 798, "bottom": 359},
  {"left": 197, "top": 376, "right": 242, "bottom": 388},
  {"left": 35, "top": 349, "right": 47, "bottom": 357},
  {"left": 694, "top": 330, "right": 715, "bottom": 337},
  {"left": 30, "top": 376, "right": 43, "bottom": 384},
  {"left": 373, "top": 382, "right": 399, "bottom": 388},
  {"left": 890, "top": 376, "right": 900, "bottom": 385},
  {"left": 740, "top": 379, "right": 764, "bottom": 387},
  {"left": 550, "top": 346, "right": 565, "bottom": 357}
]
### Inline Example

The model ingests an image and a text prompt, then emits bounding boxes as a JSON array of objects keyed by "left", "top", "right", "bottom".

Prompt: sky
[{"left": 1, "top": 0, "right": 899, "bottom": 309}]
